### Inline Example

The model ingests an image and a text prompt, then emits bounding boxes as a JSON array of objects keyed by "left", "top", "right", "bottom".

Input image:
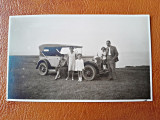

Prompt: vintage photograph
[{"left": 7, "top": 15, "right": 152, "bottom": 102}]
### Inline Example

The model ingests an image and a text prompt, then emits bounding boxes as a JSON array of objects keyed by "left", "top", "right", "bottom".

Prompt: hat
[{"left": 77, "top": 53, "right": 82, "bottom": 56}]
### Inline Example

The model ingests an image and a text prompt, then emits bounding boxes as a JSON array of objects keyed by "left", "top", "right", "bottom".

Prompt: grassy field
[{"left": 8, "top": 56, "right": 151, "bottom": 100}]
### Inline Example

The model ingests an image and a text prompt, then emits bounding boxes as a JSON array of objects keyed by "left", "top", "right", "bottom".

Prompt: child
[
  {"left": 75, "top": 53, "right": 84, "bottom": 82},
  {"left": 55, "top": 54, "right": 67, "bottom": 80},
  {"left": 101, "top": 47, "right": 107, "bottom": 70}
]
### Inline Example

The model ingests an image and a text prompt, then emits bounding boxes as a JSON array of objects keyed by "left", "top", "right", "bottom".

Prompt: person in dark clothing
[
  {"left": 55, "top": 54, "right": 67, "bottom": 80},
  {"left": 106, "top": 40, "right": 119, "bottom": 80}
]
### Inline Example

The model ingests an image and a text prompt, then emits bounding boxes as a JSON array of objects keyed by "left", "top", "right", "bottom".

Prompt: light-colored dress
[
  {"left": 68, "top": 51, "right": 76, "bottom": 71},
  {"left": 75, "top": 59, "right": 84, "bottom": 71},
  {"left": 101, "top": 51, "right": 107, "bottom": 60}
]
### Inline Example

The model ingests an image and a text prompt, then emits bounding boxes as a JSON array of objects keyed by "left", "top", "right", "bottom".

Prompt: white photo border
[{"left": 6, "top": 14, "right": 153, "bottom": 102}]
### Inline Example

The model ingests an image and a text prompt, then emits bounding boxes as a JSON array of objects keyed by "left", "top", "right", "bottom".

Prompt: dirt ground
[{"left": 8, "top": 56, "right": 151, "bottom": 100}]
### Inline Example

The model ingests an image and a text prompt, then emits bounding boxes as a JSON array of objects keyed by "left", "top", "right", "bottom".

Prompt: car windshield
[
  {"left": 41, "top": 47, "right": 82, "bottom": 56},
  {"left": 60, "top": 48, "right": 82, "bottom": 54},
  {"left": 42, "top": 47, "right": 62, "bottom": 56}
]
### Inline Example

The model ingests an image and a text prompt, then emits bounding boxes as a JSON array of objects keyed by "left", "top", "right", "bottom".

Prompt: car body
[{"left": 36, "top": 44, "right": 108, "bottom": 80}]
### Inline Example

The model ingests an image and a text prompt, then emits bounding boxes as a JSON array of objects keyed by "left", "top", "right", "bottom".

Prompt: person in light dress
[
  {"left": 75, "top": 53, "right": 85, "bottom": 82},
  {"left": 101, "top": 47, "right": 107, "bottom": 70},
  {"left": 66, "top": 47, "right": 76, "bottom": 80}
]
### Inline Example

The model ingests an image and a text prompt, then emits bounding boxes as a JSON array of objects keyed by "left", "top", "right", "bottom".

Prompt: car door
[{"left": 47, "top": 56, "right": 60, "bottom": 67}]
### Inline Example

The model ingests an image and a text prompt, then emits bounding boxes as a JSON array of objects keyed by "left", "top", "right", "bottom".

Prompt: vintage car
[{"left": 36, "top": 44, "right": 108, "bottom": 80}]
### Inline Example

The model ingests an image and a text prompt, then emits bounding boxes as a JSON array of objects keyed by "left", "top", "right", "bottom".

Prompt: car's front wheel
[
  {"left": 38, "top": 62, "right": 48, "bottom": 75},
  {"left": 83, "top": 64, "right": 96, "bottom": 80}
]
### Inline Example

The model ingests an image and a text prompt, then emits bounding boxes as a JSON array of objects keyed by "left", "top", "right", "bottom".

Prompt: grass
[{"left": 8, "top": 56, "right": 151, "bottom": 100}]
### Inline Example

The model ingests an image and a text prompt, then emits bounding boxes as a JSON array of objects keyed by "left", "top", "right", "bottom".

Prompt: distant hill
[{"left": 125, "top": 65, "right": 150, "bottom": 69}]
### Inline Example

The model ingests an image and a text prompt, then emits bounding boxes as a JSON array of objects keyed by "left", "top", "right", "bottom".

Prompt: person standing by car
[
  {"left": 55, "top": 54, "right": 67, "bottom": 80},
  {"left": 106, "top": 40, "right": 119, "bottom": 80},
  {"left": 75, "top": 53, "right": 85, "bottom": 82},
  {"left": 101, "top": 47, "right": 107, "bottom": 71},
  {"left": 66, "top": 47, "right": 76, "bottom": 80}
]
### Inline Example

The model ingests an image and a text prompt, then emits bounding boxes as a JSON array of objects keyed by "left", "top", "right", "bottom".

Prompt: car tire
[
  {"left": 83, "top": 64, "right": 97, "bottom": 80},
  {"left": 38, "top": 62, "right": 48, "bottom": 75}
]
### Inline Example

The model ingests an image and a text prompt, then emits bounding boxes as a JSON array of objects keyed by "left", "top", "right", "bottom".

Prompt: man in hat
[{"left": 106, "top": 40, "right": 119, "bottom": 80}]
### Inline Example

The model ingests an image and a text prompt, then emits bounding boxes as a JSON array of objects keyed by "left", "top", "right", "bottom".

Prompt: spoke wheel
[
  {"left": 38, "top": 62, "right": 48, "bottom": 75},
  {"left": 83, "top": 65, "right": 96, "bottom": 80}
]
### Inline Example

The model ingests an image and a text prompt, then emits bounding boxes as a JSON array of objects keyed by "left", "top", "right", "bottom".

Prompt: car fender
[
  {"left": 36, "top": 59, "right": 52, "bottom": 69},
  {"left": 84, "top": 61, "right": 99, "bottom": 74}
]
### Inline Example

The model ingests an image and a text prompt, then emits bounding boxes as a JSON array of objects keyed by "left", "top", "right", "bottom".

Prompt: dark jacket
[{"left": 106, "top": 46, "right": 119, "bottom": 62}]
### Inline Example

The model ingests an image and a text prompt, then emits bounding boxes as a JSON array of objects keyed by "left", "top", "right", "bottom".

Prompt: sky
[{"left": 8, "top": 15, "right": 151, "bottom": 67}]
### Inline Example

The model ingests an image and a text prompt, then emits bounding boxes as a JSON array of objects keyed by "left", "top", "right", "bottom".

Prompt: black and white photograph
[{"left": 7, "top": 15, "right": 152, "bottom": 102}]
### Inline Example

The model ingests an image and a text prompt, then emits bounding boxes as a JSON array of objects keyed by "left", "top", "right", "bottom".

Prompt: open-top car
[{"left": 36, "top": 44, "right": 108, "bottom": 80}]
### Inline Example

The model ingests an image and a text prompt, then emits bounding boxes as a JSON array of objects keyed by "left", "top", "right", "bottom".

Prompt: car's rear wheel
[
  {"left": 38, "top": 62, "right": 48, "bottom": 75},
  {"left": 83, "top": 65, "right": 96, "bottom": 80}
]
